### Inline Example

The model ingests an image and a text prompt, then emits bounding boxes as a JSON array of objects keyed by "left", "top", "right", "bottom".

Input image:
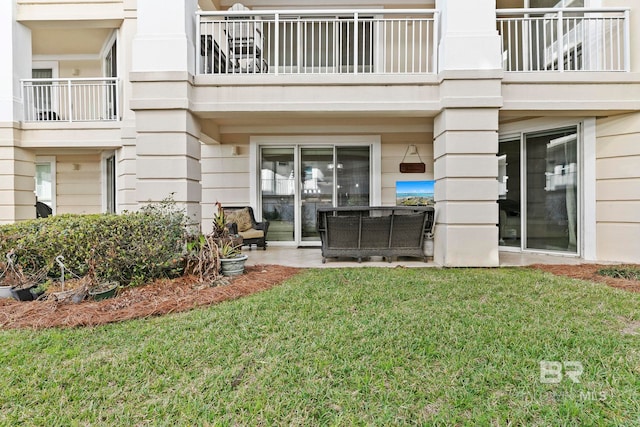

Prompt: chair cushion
[
  {"left": 239, "top": 228, "right": 264, "bottom": 240},
  {"left": 227, "top": 208, "right": 253, "bottom": 232}
]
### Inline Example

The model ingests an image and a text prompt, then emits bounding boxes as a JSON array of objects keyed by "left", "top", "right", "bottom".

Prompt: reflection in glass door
[
  {"left": 301, "top": 148, "right": 334, "bottom": 241},
  {"left": 525, "top": 128, "right": 578, "bottom": 253},
  {"left": 260, "top": 145, "right": 371, "bottom": 245},
  {"left": 498, "top": 127, "right": 579, "bottom": 254},
  {"left": 498, "top": 139, "right": 521, "bottom": 248},
  {"left": 336, "top": 147, "right": 370, "bottom": 207},
  {"left": 261, "top": 148, "right": 295, "bottom": 242}
]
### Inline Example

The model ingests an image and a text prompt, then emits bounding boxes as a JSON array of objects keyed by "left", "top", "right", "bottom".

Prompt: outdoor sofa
[{"left": 316, "top": 206, "right": 435, "bottom": 263}]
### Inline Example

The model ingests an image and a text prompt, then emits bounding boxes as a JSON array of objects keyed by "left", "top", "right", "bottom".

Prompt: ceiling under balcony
[{"left": 32, "top": 28, "right": 114, "bottom": 57}]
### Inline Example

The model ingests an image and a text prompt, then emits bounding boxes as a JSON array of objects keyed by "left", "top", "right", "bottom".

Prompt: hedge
[{"left": 0, "top": 204, "right": 187, "bottom": 286}]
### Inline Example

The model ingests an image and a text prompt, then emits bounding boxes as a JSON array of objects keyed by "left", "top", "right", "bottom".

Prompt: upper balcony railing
[
  {"left": 497, "top": 8, "right": 630, "bottom": 72},
  {"left": 21, "top": 77, "right": 119, "bottom": 123},
  {"left": 197, "top": 9, "right": 439, "bottom": 76}
]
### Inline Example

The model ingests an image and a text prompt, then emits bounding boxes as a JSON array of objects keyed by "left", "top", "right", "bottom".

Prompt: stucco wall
[
  {"left": 200, "top": 132, "right": 434, "bottom": 233},
  {"left": 380, "top": 133, "right": 434, "bottom": 205},
  {"left": 55, "top": 153, "right": 102, "bottom": 214},
  {"left": 201, "top": 143, "right": 251, "bottom": 233},
  {"left": 595, "top": 111, "right": 640, "bottom": 263}
]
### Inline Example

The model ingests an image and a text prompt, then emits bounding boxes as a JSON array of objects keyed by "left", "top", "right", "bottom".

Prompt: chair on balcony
[{"left": 225, "top": 3, "right": 267, "bottom": 73}]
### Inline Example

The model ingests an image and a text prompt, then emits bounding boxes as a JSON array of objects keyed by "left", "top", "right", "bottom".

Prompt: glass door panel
[
  {"left": 261, "top": 147, "right": 295, "bottom": 242},
  {"left": 525, "top": 128, "right": 578, "bottom": 253},
  {"left": 336, "top": 146, "right": 370, "bottom": 207},
  {"left": 498, "top": 139, "right": 521, "bottom": 248},
  {"left": 35, "top": 163, "right": 53, "bottom": 209},
  {"left": 300, "top": 147, "right": 334, "bottom": 241}
]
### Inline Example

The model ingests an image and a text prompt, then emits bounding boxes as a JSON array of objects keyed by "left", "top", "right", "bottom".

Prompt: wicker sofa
[
  {"left": 316, "top": 206, "right": 435, "bottom": 263},
  {"left": 224, "top": 206, "right": 269, "bottom": 250}
]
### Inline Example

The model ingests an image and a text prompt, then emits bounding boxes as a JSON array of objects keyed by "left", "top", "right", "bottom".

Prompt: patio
[{"left": 244, "top": 246, "right": 588, "bottom": 268}]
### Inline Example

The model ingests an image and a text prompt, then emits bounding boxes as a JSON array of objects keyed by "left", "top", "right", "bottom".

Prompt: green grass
[{"left": 1, "top": 268, "right": 639, "bottom": 426}]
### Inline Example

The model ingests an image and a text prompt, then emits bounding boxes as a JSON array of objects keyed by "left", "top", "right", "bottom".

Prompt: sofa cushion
[
  {"left": 239, "top": 228, "right": 264, "bottom": 240},
  {"left": 227, "top": 208, "right": 253, "bottom": 232}
]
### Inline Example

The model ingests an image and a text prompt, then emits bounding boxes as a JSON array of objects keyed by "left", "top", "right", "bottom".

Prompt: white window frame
[
  {"left": 101, "top": 151, "right": 117, "bottom": 213},
  {"left": 35, "top": 156, "right": 56, "bottom": 215}
]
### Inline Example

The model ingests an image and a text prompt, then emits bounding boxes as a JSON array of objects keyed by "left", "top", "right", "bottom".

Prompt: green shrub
[
  {"left": 597, "top": 265, "right": 640, "bottom": 281},
  {"left": 0, "top": 201, "right": 188, "bottom": 286}
]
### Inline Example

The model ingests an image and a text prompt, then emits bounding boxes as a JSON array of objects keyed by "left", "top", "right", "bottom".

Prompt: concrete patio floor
[{"left": 243, "top": 246, "right": 589, "bottom": 269}]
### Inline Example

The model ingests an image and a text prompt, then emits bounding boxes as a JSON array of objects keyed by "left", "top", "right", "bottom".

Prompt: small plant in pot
[
  {"left": 84, "top": 258, "right": 119, "bottom": 301},
  {"left": 218, "top": 241, "right": 247, "bottom": 277},
  {"left": 2, "top": 250, "right": 48, "bottom": 301}
]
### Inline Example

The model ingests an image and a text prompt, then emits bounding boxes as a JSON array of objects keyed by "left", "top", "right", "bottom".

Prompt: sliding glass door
[
  {"left": 261, "top": 148, "right": 296, "bottom": 242},
  {"left": 525, "top": 129, "right": 578, "bottom": 253},
  {"left": 260, "top": 144, "right": 371, "bottom": 245},
  {"left": 498, "top": 126, "right": 579, "bottom": 254}
]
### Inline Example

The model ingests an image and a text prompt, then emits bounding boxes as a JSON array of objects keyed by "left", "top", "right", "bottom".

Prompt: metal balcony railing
[
  {"left": 198, "top": 9, "right": 439, "bottom": 75},
  {"left": 21, "top": 78, "right": 120, "bottom": 122},
  {"left": 497, "top": 8, "right": 630, "bottom": 72}
]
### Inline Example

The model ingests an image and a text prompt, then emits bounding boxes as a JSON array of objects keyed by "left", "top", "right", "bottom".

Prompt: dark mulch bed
[
  {"left": 530, "top": 263, "right": 640, "bottom": 293},
  {"left": 0, "top": 265, "right": 300, "bottom": 330}
]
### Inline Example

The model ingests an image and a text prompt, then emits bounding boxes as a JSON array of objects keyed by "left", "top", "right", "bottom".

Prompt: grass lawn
[{"left": 1, "top": 268, "right": 639, "bottom": 425}]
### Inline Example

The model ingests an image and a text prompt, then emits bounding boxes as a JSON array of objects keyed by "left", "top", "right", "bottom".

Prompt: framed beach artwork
[{"left": 396, "top": 180, "right": 435, "bottom": 206}]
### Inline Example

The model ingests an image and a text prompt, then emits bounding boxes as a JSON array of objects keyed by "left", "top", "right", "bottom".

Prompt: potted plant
[
  {"left": 218, "top": 241, "right": 248, "bottom": 277},
  {"left": 0, "top": 261, "right": 12, "bottom": 299},
  {"left": 88, "top": 281, "right": 119, "bottom": 301},
  {"left": 2, "top": 251, "right": 48, "bottom": 301}
]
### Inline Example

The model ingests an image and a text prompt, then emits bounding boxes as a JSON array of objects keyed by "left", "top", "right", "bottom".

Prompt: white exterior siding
[
  {"left": 595, "top": 112, "right": 640, "bottom": 262},
  {"left": 55, "top": 154, "right": 102, "bottom": 214}
]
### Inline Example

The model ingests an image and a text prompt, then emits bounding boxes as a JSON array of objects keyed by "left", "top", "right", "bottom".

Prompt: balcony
[
  {"left": 497, "top": 8, "right": 630, "bottom": 72},
  {"left": 197, "top": 9, "right": 439, "bottom": 76},
  {"left": 21, "top": 78, "right": 119, "bottom": 123}
]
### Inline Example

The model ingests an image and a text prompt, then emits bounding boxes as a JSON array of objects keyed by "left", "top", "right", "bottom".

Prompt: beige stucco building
[{"left": 1, "top": 0, "right": 639, "bottom": 266}]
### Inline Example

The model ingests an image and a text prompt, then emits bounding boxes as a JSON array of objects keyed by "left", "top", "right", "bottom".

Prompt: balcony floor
[{"left": 243, "top": 246, "right": 596, "bottom": 269}]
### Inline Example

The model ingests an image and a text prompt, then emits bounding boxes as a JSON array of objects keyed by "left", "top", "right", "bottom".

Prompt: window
[{"left": 35, "top": 157, "right": 56, "bottom": 215}]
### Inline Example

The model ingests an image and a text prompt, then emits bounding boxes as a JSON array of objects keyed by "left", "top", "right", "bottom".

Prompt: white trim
[
  {"left": 500, "top": 117, "right": 585, "bottom": 136},
  {"left": 582, "top": 118, "right": 597, "bottom": 260},
  {"left": 33, "top": 54, "right": 100, "bottom": 62},
  {"left": 100, "top": 30, "right": 118, "bottom": 63},
  {"left": 35, "top": 155, "right": 56, "bottom": 215},
  {"left": 101, "top": 150, "right": 116, "bottom": 213}
]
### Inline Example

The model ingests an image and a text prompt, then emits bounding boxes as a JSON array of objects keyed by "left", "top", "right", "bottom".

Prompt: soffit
[{"left": 32, "top": 28, "right": 113, "bottom": 56}]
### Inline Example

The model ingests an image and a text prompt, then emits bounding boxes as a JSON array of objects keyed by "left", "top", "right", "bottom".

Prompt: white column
[
  {"left": 0, "top": 2, "right": 35, "bottom": 223},
  {"left": 433, "top": 0, "right": 503, "bottom": 266},
  {"left": 0, "top": 1, "right": 31, "bottom": 123},
  {"left": 436, "top": 0, "right": 502, "bottom": 72},
  {"left": 117, "top": 3, "right": 139, "bottom": 212},
  {"left": 131, "top": 0, "right": 201, "bottom": 224},
  {"left": 132, "top": 0, "right": 197, "bottom": 74}
]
